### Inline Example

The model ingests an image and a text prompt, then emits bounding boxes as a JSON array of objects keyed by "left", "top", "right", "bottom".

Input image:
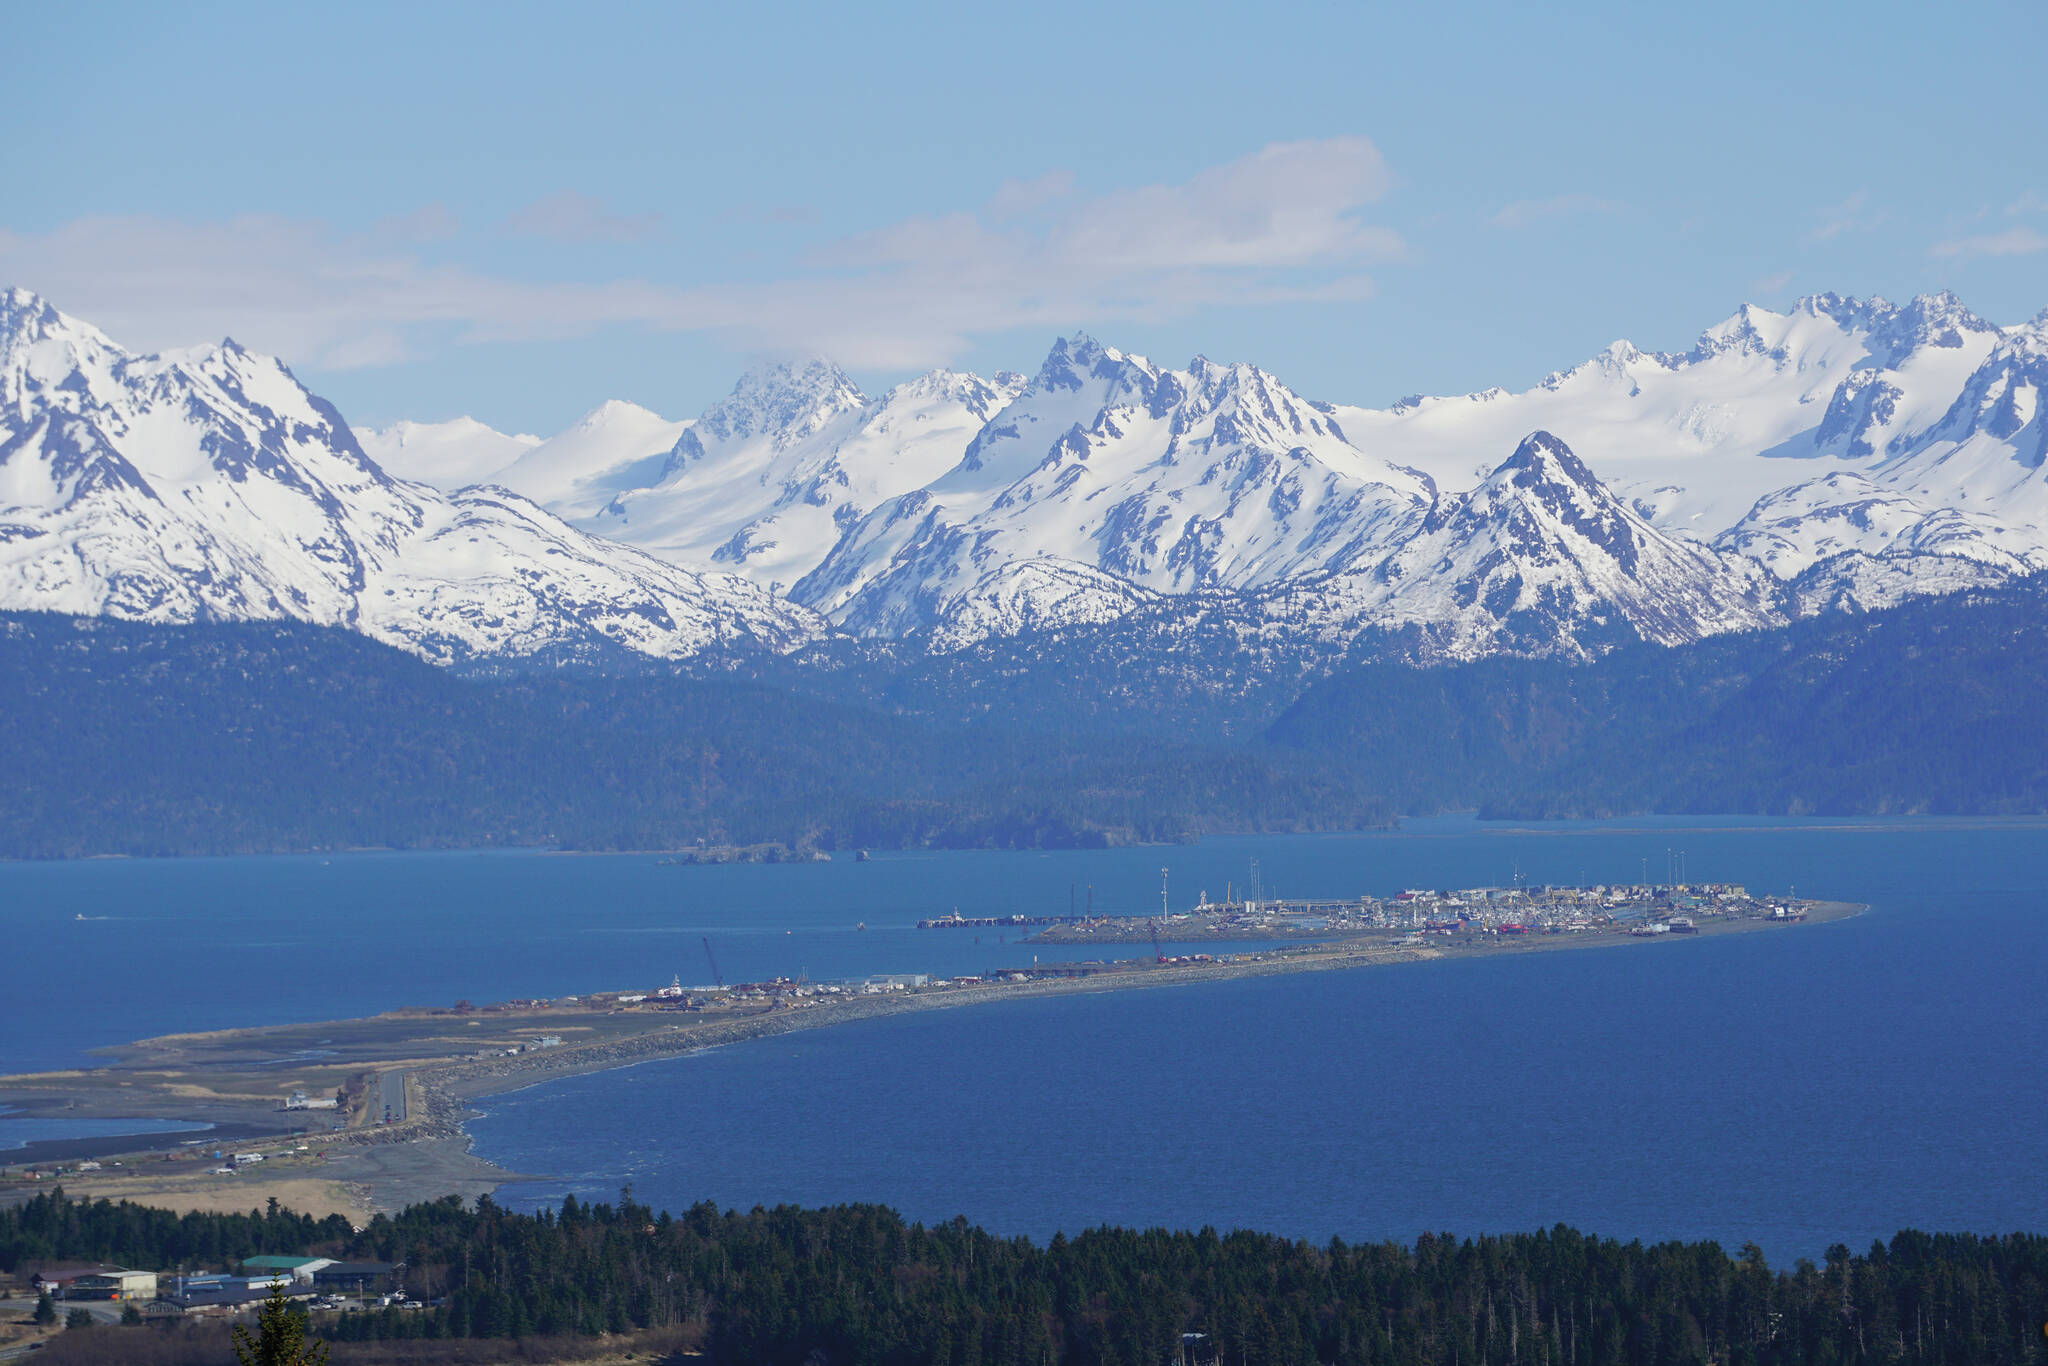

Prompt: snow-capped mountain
[
  {"left": 794, "top": 335, "right": 1435, "bottom": 637},
  {"left": 905, "top": 431, "right": 1781, "bottom": 664},
  {"left": 1266, "top": 431, "right": 1781, "bottom": 659},
  {"left": 588, "top": 361, "right": 1024, "bottom": 590},
  {"left": 355, "top": 416, "right": 541, "bottom": 489},
  {"left": 352, "top": 400, "right": 691, "bottom": 521},
  {"left": 14, "top": 282, "right": 2048, "bottom": 669},
  {"left": 488, "top": 399, "right": 691, "bottom": 520},
  {"left": 1332, "top": 292, "right": 2011, "bottom": 536},
  {"left": 0, "top": 289, "right": 823, "bottom": 663}
]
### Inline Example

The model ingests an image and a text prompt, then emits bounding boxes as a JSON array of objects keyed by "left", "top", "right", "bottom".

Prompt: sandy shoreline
[{"left": 0, "top": 900, "right": 1864, "bottom": 1220}]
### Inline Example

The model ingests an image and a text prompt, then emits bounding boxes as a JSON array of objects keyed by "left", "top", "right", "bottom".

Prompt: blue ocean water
[
  {"left": 5, "top": 818, "right": 2046, "bottom": 1261},
  {"left": 0, "top": 1112, "right": 213, "bottom": 1149}
]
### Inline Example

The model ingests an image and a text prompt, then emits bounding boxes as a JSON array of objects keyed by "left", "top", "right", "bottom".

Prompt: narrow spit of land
[{"left": 0, "top": 895, "right": 1860, "bottom": 1221}]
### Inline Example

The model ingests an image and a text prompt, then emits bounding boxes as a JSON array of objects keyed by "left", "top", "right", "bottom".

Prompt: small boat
[
  {"left": 855, "top": 849, "right": 872, "bottom": 863},
  {"left": 855, "top": 921, "right": 867, "bottom": 931}
]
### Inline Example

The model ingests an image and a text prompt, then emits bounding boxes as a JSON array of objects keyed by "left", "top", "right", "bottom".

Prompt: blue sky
[{"left": 6, "top": 0, "right": 2044, "bottom": 433}]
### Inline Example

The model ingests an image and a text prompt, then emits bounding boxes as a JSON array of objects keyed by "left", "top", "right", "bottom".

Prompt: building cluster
[
  {"left": 1050, "top": 881, "right": 1806, "bottom": 942},
  {"left": 30, "top": 1256, "right": 404, "bottom": 1317}
]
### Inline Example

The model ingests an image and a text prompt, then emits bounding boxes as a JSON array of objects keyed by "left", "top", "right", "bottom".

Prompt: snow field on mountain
[
  {"left": 0, "top": 288, "right": 823, "bottom": 663},
  {"left": 10, "top": 282, "right": 2048, "bottom": 665}
]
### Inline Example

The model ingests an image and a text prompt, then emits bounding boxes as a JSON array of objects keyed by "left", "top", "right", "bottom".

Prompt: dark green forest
[
  {"left": 0, "top": 614, "right": 1383, "bottom": 858},
  {"left": 5, "top": 580, "right": 2048, "bottom": 858},
  {"left": 7, "top": 1191, "right": 2047, "bottom": 1366},
  {"left": 1266, "top": 582, "right": 2048, "bottom": 817}
]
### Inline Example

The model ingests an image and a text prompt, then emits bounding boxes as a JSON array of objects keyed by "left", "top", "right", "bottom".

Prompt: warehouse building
[{"left": 69, "top": 1269, "right": 158, "bottom": 1301}]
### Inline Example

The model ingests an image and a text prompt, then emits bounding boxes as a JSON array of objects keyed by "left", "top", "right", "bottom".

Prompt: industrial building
[
  {"left": 241, "top": 1256, "right": 334, "bottom": 1282},
  {"left": 68, "top": 1269, "right": 158, "bottom": 1301},
  {"left": 312, "top": 1260, "right": 397, "bottom": 1293}
]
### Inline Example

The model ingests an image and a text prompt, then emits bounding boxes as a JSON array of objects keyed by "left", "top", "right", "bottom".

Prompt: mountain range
[{"left": 5, "top": 284, "right": 2046, "bottom": 667}]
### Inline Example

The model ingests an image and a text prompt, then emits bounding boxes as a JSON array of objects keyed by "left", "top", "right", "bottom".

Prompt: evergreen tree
[
  {"left": 232, "top": 1287, "right": 330, "bottom": 1366},
  {"left": 33, "top": 1290, "right": 55, "bottom": 1325}
]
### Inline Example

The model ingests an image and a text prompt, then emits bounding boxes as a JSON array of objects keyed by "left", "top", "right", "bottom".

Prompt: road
[
  {"left": 0, "top": 1296, "right": 43, "bottom": 1362},
  {"left": 0, "top": 1292, "right": 129, "bottom": 1359},
  {"left": 375, "top": 1069, "right": 407, "bottom": 1125}
]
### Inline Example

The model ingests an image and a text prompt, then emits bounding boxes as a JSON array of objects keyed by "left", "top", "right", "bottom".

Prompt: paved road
[
  {"left": 375, "top": 1069, "right": 407, "bottom": 1125},
  {"left": 0, "top": 1296, "right": 44, "bottom": 1362},
  {"left": 0, "top": 1293, "right": 127, "bottom": 1357}
]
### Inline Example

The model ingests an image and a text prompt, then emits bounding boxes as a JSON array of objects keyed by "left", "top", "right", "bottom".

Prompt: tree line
[{"left": 6, "top": 1190, "right": 2046, "bottom": 1365}]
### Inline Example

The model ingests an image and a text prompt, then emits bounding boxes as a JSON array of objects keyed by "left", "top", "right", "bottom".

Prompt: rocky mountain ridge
[
  {"left": 7, "top": 286, "right": 2047, "bottom": 667},
  {"left": 0, "top": 288, "right": 824, "bottom": 664}
]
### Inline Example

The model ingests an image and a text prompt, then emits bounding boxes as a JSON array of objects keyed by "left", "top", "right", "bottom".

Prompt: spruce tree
[
  {"left": 232, "top": 1286, "right": 330, "bottom": 1366},
  {"left": 33, "top": 1291, "right": 56, "bottom": 1326}
]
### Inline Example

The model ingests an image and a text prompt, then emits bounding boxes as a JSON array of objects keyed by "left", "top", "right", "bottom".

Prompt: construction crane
[
  {"left": 1147, "top": 918, "right": 1165, "bottom": 963},
  {"left": 701, "top": 936, "right": 723, "bottom": 988}
]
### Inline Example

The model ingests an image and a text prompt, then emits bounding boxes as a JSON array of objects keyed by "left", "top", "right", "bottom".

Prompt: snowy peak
[
  {"left": 1032, "top": 331, "right": 1132, "bottom": 392},
  {"left": 1327, "top": 430, "right": 1780, "bottom": 658},
  {"left": 686, "top": 356, "right": 866, "bottom": 453},
  {"left": 355, "top": 416, "right": 541, "bottom": 489},
  {"left": 487, "top": 400, "right": 689, "bottom": 518},
  {"left": 586, "top": 359, "right": 1016, "bottom": 589},
  {"left": 20, "top": 283, "right": 2048, "bottom": 667},
  {"left": 880, "top": 368, "right": 1022, "bottom": 425},
  {"left": 1866, "top": 290, "right": 1997, "bottom": 362},
  {"left": 1491, "top": 428, "right": 1598, "bottom": 486},
  {"left": 1458, "top": 431, "right": 1633, "bottom": 561},
  {"left": 795, "top": 338, "right": 1437, "bottom": 637},
  {"left": 1427, "top": 431, "right": 1661, "bottom": 579},
  {"left": 1920, "top": 321, "right": 2048, "bottom": 461},
  {"left": 0, "top": 292, "right": 824, "bottom": 663},
  {"left": 0, "top": 287, "right": 72, "bottom": 353}
]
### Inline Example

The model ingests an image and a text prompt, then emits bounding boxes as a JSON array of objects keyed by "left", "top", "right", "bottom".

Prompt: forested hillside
[
  {"left": 0, "top": 614, "right": 1381, "bottom": 858},
  {"left": 7, "top": 1191, "right": 2046, "bottom": 1366},
  {"left": 6, "top": 580, "right": 2048, "bottom": 859},
  {"left": 1267, "top": 580, "right": 2048, "bottom": 817}
]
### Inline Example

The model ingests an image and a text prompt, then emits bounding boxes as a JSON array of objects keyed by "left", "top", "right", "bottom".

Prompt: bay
[
  {"left": 462, "top": 817, "right": 2048, "bottom": 1264},
  {"left": 5, "top": 817, "right": 2046, "bottom": 1262}
]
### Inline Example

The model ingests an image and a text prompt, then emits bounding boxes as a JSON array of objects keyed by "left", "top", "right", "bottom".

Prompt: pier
[{"left": 916, "top": 912, "right": 1087, "bottom": 930}]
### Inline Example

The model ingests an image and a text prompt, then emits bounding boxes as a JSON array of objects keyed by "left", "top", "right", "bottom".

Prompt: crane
[
  {"left": 701, "top": 936, "right": 723, "bottom": 989},
  {"left": 1147, "top": 918, "right": 1165, "bottom": 964}
]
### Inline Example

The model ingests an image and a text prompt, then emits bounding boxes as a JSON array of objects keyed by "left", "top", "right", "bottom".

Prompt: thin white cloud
[
  {"left": 985, "top": 170, "right": 1076, "bottom": 221},
  {"left": 506, "top": 191, "right": 665, "bottom": 244},
  {"left": 0, "top": 213, "right": 682, "bottom": 368},
  {"left": 1751, "top": 269, "right": 1794, "bottom": 294},
  {"left": 0, "top": 138, "right": 1401, "bottom": 371},
  {"left": 374, "top": 203, "right": 460, "bottom": 244},
  {"left": 1811, "top": 191, "right": 1885, "bottom": 242},
  {"left": 1931, "top": 226, "right": 2048, "bottom": 260},
  {"left": 1489, "top": 194, "right": 1622, "bottom": 229}
]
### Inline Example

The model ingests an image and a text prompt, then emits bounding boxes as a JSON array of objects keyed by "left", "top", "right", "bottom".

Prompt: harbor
[{"left": 1023, "top": 879, "right": 1798, "bottom": 944}]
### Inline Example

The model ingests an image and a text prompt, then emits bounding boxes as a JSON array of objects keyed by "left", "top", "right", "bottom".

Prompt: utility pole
[{"left": 1161, "top": 867, "right": 1170, "bottom": 917}]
